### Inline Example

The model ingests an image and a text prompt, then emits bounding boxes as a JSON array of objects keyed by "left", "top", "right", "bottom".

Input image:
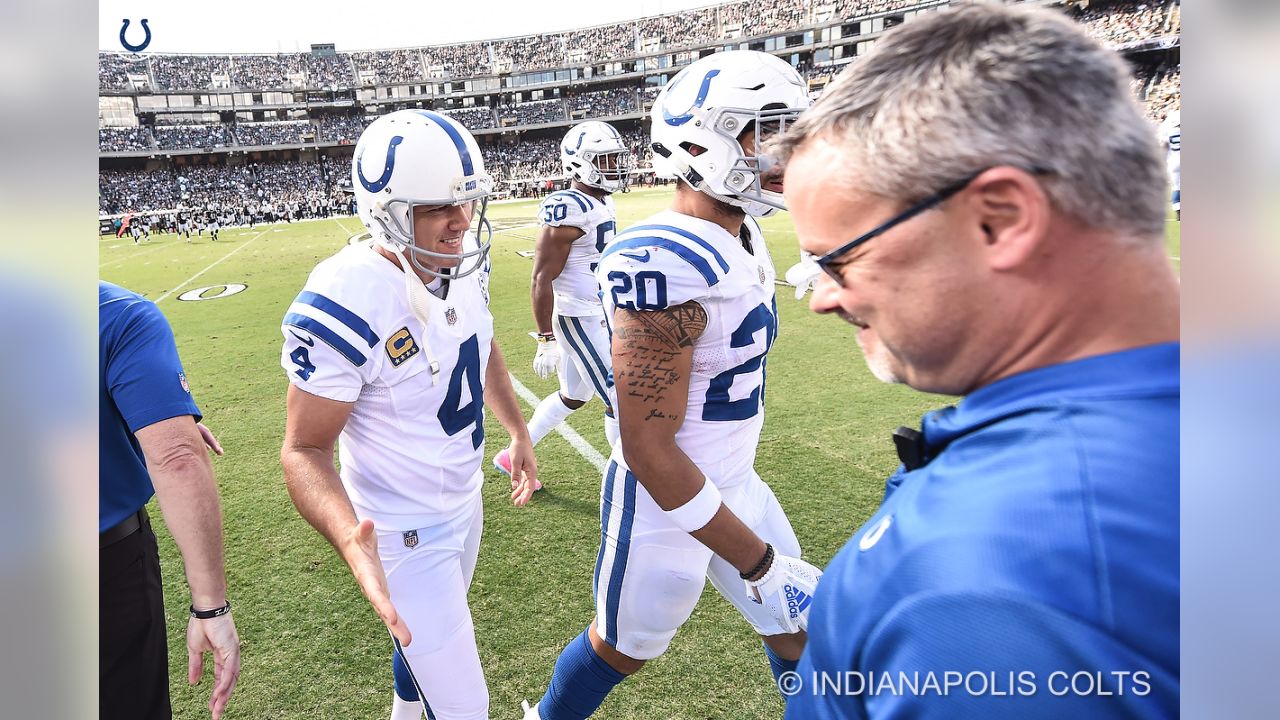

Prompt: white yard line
[
  {"left": 154, "top": 228, "right": 269, "bottom": 303},
  {"left": 507, "top": 372, "right": 608, "bottom": 473}
]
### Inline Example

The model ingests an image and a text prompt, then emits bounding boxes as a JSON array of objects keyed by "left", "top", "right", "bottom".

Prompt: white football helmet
[
  {"left": 561, "top": 121, "right": 632, "bottom": 192},
  {"left": 352, "top": 109, "right": 494, "bottom": 279},
  {"left": 650, "top": 50, "right": 810, "bottom": 217}
]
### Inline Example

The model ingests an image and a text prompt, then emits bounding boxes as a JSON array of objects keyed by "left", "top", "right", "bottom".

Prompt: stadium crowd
[
  {"left": 492, "top": 35, "right": 565, "bottom": 74},
  {"left": 499, "top": 98, "right": 567, "bottom": 126},
  {"left": 315, "top": 113, "right": 369, "bottom": 143},
  {"left": 422, "top": 42, "right": 493, "bottom": 79},
  {"left": 151, "top": 55, "right": 231, "bottom": 91},
  {"left": 100, "top": 127, "right": 154, "bottom": 152},
  {"left": 442, "top": 106, "right": 499, "bottom": 131},
  {"left": 235, "top": 121, "right": 312, "bottom": 147},
  {"left": 351, "top": 49, "right": 425, "bottom": 84},
  {"left": 102, "top": 0, "right": 1183, "bottom": 91},
  {"left": 1144, "top": 65, "right": 1180, "bottom": 123},
  {"left": 99, "top": 53, "right": 148, "bottom": 91},
  {"left": 481, "top": 136, "right": 564, "bottom": 188},
  {"left": 230, "top": 54, "right": 308, "bottom": 89},
  {"left": 152, "top": 124, "right": 235, "bottom": 151},
  {"left": 1070, "top": 0, "right": 1173, "bottom": 47},
  {"left": 99, "top": 158, "right": 352, "bottom": 220},
  {"left": 568, "top": 88, "right": 638, "bottom": 118}
]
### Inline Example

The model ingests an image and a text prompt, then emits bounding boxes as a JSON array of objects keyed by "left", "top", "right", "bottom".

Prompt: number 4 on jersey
[{"left": 437, "top": 334, "right": 484, "bottom": 449}]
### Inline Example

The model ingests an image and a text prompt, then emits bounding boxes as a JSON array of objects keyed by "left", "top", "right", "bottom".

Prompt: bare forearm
[
  {"left": 149, "top": 452, "right": 228, "bottom": 608},
  {"left": 531, "top": 276, "right": 556, "bottom": 335},
  {"left": 281, "top": 447, "right": 360, "bottom": 555},
  {"left": 627, "top": 441, "right": 767, "bottom": 574},
  {"left": 484, "top": 342, "right": 531, "bottom": 442}
]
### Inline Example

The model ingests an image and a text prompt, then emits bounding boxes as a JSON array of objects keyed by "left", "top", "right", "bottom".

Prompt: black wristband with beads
[
  {"left": 190, "top": 600, "right": 232, "bottom": 619},
  {"left": 740, "top": 543, "right": 774, "bottom": 581}
]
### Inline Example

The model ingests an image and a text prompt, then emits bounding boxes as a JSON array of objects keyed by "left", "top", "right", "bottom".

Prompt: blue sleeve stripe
[
  {"left": 284, "top": 313, "right": 368, "bottom": 367},
  {"left": 551, "top": 192, "right": 589, "bottom": 213},
  {"left": 623, "top": 224, "right": 730, "bottom": 272},
  {"left": 602, "top": 237, "right": 720, "bottom": 286},
  {"left": 296, "top": 291, "right": 378, "bottom": 347},
  {"left": 569, "top": 189, "right": 596, "bottom": 210}
]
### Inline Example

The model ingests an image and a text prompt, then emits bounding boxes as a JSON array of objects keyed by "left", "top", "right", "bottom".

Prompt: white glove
[
  {"left": 784, "top": 256, "right": 822, "bottom": 300},
  {"left": 532, "top": 339, "right": 561, "bottom": 380},
  {"left": 745, "top": 550, "right": 822, "bottom": 634}
]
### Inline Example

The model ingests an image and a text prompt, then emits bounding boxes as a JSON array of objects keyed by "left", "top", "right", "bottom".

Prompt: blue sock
[
  {"left": 538, "top": 628, "right": 628, "bottom": 720},
  {"left": 764, "top": 642, "right": 798, "bottom": 697},
  {"left": 393, "top": 648, "right": 418, "bottom": 702}
]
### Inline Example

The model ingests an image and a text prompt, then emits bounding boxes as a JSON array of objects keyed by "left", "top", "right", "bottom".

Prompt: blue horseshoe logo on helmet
[
  {"left": 564, "top": 130, "right": 587, "bottom": 156},
  {"left": 662, "top": 69, "right": 721, "bottom": 127},
  {"left": 356, "top": 136, "right": 404, "bottom": 193},
  {"left": 119, "top": 18, "right": 152, "bottom": 53}
]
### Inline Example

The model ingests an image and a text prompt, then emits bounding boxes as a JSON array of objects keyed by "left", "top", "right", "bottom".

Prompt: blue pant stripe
[
  {"left": 594, "top": 461, "right": 617, "bottom": 638},
  {"left": 558, "top": 315, "right": 612, "bottom": 410},
  {"left": 603, "top": 467, "right": 637, "bottom": 647},
  {"left": 392, "top": 637, "right": 436, "bottom": 720}
]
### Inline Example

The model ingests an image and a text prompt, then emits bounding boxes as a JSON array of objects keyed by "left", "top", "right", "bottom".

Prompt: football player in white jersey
[
  {"left": 279, "top": 110, "right": 539, "bottom": 720},
  {"left": 1160, "top": 109, "right": 1180, "bottom": 220},
  {"left": 524, "top": 51, "right": 822, "bottom": 720},
  {"left": 492, "top": 121, "right": 629, "bottom": 489}
]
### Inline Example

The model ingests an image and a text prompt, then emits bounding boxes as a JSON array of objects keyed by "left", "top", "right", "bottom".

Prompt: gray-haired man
[{"left": 772, "top": 5, "right": 1179, "bottom": 718}]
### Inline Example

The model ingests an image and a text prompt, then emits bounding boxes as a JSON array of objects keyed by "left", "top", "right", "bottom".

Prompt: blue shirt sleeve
[
  {"left": 787, "top": 590, "right": 1178, "bottom": 719},
  {"left": 104, "top": 299, "right": 201, "bottom": 431}
]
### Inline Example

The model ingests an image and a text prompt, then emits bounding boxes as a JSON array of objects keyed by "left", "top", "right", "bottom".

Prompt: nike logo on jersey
[
  {"left": 620, "top": 250, "right": 650, "bottom": 262},
  {"left": 289, "top": 330, "right": 315, "bottom": 347}
]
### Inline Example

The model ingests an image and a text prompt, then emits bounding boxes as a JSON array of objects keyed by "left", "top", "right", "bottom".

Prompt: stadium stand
[
  {"left": 568, "top": 88, "right": 638, "bottom": 119},
  {"left": 235, "top": 121, "right": 313, "bottom": 147},
  {"left": 151, "top": 55, "right": 232, "bottom": 91},
  {"left": 99, "top": 127, "right": 154, "bottom": 153},
  {"left": 1070, "top": 0, "right": 1174, "bottom": 46},
  {"left": 351, "top": 49, "right": 426, "bottom": 84},
  {"left": 152, "top": 124, "right": 236, "bottom": 151},
  {"left": 99, "top": 0, "right": 1180, "bottom": 217},
  {"left": 442, "top": 106, "right": 499, "bottom": 131}
]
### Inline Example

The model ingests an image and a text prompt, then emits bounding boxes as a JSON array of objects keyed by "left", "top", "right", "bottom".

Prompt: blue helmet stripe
[{"left": 414, "top": 110, "right": 474, "bottom": 177}]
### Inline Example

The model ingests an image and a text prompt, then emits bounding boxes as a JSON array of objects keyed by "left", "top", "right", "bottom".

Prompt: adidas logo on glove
[{"left": 785, "top": 584, "right": 812, "bottom": 619}]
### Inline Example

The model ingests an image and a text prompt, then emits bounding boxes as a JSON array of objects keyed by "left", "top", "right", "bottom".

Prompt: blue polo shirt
[
  {"left": 99, "top": 282, "right": 201, "bottom": 533},
  {"left": 787, "top": 343, "right": 1179, "bottom": 719}
]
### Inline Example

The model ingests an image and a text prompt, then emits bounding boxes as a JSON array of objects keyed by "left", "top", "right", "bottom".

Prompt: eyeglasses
[{"left": 812, "top": 166, "right": 1051, "bottom": 287}]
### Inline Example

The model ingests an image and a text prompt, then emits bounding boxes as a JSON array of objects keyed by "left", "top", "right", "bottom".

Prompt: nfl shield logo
[
  {"left": 758, "top": 266, "right": 766, "bottom": 284},
  {"left": 403, "top": 530, "right": 419, "bottom": 548},
  {"left": 178, "top": 372, "right": 191, "bottom": 393},
  {"left": 445, "top": 307, "right": 458, "bottom": 326}
]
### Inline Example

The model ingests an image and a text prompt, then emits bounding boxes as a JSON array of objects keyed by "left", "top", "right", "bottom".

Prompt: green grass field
[{"left": 99, "top": 187, "right": 1180, "bottom": 719}]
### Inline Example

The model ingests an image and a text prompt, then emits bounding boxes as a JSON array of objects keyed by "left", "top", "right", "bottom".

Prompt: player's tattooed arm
[{"left": 612, "top": 301, "right": 707, "bottom": 423}]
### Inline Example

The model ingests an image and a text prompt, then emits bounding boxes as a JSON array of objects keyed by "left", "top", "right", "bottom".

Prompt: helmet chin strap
[{"left": 394, "top": 247, "right": 443, "bottom": 384}]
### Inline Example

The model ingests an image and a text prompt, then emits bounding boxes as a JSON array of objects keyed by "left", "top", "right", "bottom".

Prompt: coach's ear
[{"left": 968, "top": 166, "right": 1051, "bottom": 272}]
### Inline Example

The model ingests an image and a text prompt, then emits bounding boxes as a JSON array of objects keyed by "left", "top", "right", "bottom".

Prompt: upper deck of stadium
[{"left": 98, "top": 0, "right": 1180, "bottom": 158}]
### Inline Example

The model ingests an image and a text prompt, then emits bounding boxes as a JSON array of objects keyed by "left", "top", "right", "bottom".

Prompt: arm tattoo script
[{"left": 613, "top": 301, "right": 707, "bottom": 420}]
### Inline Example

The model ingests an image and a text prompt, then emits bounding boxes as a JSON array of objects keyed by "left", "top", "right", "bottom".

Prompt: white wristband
[{"left": 664, "top": 477, "right": 723, "bottom": 533}]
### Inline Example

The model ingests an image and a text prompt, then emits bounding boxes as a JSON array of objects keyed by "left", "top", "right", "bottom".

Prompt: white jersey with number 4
[
  {"left": 596, "top": 209, "right": 777, "bottom": 491},
  {"left": 280, "top": 238, "right": 493, "bottom": 530},
  {"left": 539, "top": 187, "right": 616, "bottom": 316}
]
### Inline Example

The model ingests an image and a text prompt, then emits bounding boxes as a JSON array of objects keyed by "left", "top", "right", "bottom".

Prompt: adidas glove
[
  {"left": 784, "top": 256, "right": 822, "bottom": 300},
  {"left": 745, "top": 551, "right": 822, "bottom": 634},
  {"left": 532, "top": 338, "right": 561, "bottom": 380}
]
